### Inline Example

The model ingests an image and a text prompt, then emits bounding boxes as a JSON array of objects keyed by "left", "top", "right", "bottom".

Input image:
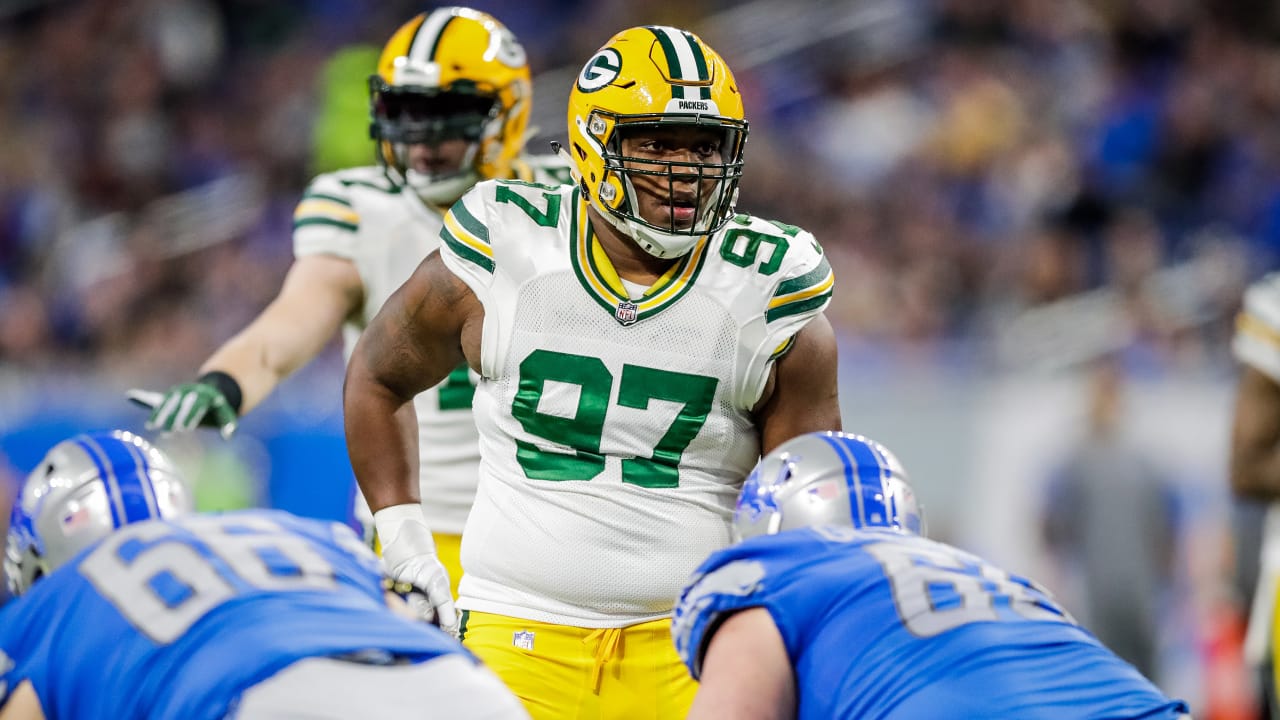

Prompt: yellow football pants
[{"left": 459, "top": 610, "right": 697, "bottom": 720}]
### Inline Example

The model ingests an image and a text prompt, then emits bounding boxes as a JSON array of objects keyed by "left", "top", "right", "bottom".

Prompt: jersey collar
[{"left": 569, "top": 189, "right": 709, "bottom": 327}]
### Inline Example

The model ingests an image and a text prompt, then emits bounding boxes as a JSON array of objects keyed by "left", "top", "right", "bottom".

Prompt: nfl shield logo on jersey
[
  {"left": 615, "top": 300, "right": 639, "bottom": 326},
  {"left": 512, "top": 630, "right": 535, "bottom": 651}
]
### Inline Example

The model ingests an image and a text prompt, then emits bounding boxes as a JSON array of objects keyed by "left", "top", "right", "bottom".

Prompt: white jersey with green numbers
[
  {"left": 1235, "top": 273, "right": 1280, "bottom": 665},
  {"left": 291, "top": 158, "right": 573, "bottom": 535},
  {"left": 438, "top": 179, "right": 834, "bottom": 627}
]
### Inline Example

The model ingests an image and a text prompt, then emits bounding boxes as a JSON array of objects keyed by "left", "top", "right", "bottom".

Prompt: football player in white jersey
[
  {"left": 1231, "top": 272, "right": 1280, "bottom": 710},
  {"left": 343, "top": 25, "right": 842, "bottom": 718},
  {"left": 127, "top": 7, "right": 571, "bottom": 618}
]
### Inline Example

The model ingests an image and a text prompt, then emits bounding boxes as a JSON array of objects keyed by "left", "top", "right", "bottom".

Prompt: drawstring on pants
[{"left": 583, "top": 627, "right": 622, "bottom": 693}]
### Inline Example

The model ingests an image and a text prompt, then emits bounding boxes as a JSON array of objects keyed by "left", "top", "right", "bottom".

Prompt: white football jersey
[
  {"left": 292, "top": 159, "right": 573, "bottom": 534},
  {"left": 1234, "top": 273, "right": 1280, "bottom": 663},
  {"left": 439, "top": 180, "right": 834, "bottom": 626}
]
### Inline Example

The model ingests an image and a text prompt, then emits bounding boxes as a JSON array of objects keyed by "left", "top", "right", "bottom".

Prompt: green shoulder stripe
[
  {"left": 302, "top": 190, "right": 353, "bottom": 207},
  {"left": 773, "top": 256, "right": 832, "bottom": 298},
  {"left": 767, "top": 290, "right": 832, "bottom": 323},
  {"left": 451, "top": 200, "right": 490, "bottom": 244},
  {"left": 440, "top": 227, "right": 495, "bottom": 273},
  {"left": 337, "top": 178, "right": 401, "bottom": 194},
  {"left": 294, "top": 217, "right": 356, "bottom": 232}
]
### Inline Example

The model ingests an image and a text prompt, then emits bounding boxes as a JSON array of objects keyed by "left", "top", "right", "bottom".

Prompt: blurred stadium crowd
[
  {"left": 4, "top": 0, "right": 1280, "bottom": 715},
  {"left": 2, "top": 0, "right": 1280, "bottom": 379}
]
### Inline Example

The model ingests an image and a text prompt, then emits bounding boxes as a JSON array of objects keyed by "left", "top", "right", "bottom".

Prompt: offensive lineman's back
[
  {"left": 675, "top": 526, "right": 1189, "bottom": 719},
  {"left": 0, "top": 510, "right": 519, "bottom": 720}
]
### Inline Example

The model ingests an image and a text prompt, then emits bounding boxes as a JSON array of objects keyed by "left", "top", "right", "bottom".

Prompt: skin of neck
[{"left": 586, "top": 204, "right": 681, "bottom": 284}]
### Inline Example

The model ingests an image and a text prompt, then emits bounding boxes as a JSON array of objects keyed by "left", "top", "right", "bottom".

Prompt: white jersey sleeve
[
  {"left": 292, "top": 172, "right": 365, "bottom": 260},
  {"left": 729, "top": 216, "right": 834, "bottom": 408}
]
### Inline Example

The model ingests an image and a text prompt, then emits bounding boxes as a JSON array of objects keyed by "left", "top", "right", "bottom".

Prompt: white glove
[{"left": 373, "top": 504, "right": 458, "bottom": 636}]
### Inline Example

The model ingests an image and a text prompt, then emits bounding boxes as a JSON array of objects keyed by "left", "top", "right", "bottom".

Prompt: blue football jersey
[
  {"left": 673, "top": 527, "right": 1190, "bottom": 720},
  {"left": 0, "top": 509, "right": 467, "bottom": 719}
]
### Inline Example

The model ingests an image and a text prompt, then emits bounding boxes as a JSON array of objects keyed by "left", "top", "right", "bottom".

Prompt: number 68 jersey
[
  {"left": 673, "top": 529, "right": 1190, "bottom": 719},
  {"left": 0, "top": 511, "right": 463, "bottom": 720},
  {"left": 439, "top": 180, "right": 833, "bottom": 627}
]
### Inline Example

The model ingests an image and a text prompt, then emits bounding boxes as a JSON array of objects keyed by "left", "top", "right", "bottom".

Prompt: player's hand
[
  {"left": 127, "top": 380, "right": 238, "bottom": 439},
  {"left": 374, "top": 504, "right": 458, "bottom": 636}
]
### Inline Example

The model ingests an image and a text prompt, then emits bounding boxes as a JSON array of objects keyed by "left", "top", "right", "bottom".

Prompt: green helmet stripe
[
  {"left": 648, "top": 26, "right": 711, "bottom": 101},
  {"left": 681, "top": 30, "right": 709, "bottom": 81},
  {"left": 409, "top": 10, "right": 457, "bottom": 64},
  {"left": 648, "top": 26, "right": 686, "bottom": 83}
]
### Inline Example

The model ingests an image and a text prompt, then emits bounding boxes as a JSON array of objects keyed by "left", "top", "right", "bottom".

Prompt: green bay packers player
[
  {"left": 127, "top": 7, "right": 571, "bottom": 622},
  {"left": 1231, "top": 272, "right": 1280, "bottom": 710},
  {"left": 344, "top": 25, "right": 841, "bottom": 718}
]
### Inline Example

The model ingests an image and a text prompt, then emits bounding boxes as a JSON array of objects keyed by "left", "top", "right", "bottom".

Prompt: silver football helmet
[
  {"left": 733, "top": 431, "right": 924, "bottom": 542},
  {"left": 5, "top": 430, "right": 192, "bottom": 596}
]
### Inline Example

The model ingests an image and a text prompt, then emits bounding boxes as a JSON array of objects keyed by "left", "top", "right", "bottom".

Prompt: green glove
[{"left": 127, "top": 371, "right": 242, "bottom": 439}]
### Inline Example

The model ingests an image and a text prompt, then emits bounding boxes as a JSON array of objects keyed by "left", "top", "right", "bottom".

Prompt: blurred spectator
[
  {"left": 0, "top": 0, "right": 1270, "bottom": 374},
  {"left": 1042, "top": 358, "right": 1181, "bottom": 679}
]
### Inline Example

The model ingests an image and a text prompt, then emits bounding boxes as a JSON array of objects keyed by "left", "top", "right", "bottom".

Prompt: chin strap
[{"left": 406, "top": 169, "right": 479, "bottom": 206}]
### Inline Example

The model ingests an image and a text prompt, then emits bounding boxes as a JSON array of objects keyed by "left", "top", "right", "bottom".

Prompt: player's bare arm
[
  {"left": 344, "top": 249, "right": 482, "bottom": 513},
  {"left": 753, "top": 312, "right": 842, "bottom": 454},
  {"left": 130, "top": 254, "right": 363, "bottom": 436},
  {"left": 0, "top": 680, "right": 45, "bottom": 720},
  {"left": 1231, "top": 365, "right": 1280, "bottom": 498},
  {"left": 201, "top": 254, "right": 364, "bottom": 414},
  {"left": 687, "top": 608, "right": 795, "bottom": 720}
]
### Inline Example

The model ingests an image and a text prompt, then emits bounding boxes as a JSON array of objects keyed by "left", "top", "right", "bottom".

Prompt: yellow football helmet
[
  {"left": 567, "top": 26, "right": 748, "bottom": 259},
  {"left": 370, "top": 7, "right": 531, "bottom": 204}
]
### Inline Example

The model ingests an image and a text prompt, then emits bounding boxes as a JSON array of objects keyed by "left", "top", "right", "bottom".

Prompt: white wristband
[{"left": 372, "top": 503, "right": 435, "bottom": 552}]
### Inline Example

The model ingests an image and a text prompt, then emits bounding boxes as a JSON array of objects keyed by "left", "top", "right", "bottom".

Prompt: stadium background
[{"left": 0, "top": 0, "right": 1275, "bottom": 715}]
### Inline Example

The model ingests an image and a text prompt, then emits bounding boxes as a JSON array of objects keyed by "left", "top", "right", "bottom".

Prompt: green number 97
[{"left": 509, "top": 350, "right": 718, "bottom": 488}]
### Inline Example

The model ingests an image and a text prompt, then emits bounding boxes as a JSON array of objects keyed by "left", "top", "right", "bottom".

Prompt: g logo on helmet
[{"left": 577, "top": 49, "right": 622, "bottom": 93}]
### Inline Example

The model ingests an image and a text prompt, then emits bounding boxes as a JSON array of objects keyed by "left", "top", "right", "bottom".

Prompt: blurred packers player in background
[
  {"left": 344, "top": 24, "right": 841, "bottom": 719},
  {"left": 127, "top": 7, "right": 572, "bottom": 624},
  {"left": 1230, "top": 272, "right": 1280, "bottom": 715}
]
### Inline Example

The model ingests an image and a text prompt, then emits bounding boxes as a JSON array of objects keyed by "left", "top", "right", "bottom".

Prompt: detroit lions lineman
[
  {"left": 344, "top": 25, "right": 842, "bottom": 718},
  {"left": 127, "top": 7, "right": 571, "bottom": 623},
  {"left": 673, "top": 431, "right": 1191, "bottom": 720},
  {"left": 0, "top": 431, "right": 527, "bottom": 719}
]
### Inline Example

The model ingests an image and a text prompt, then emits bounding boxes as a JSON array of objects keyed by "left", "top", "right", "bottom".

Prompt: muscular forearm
[
  {"left": 343, "top": 361, "right": 421, "bottom": 512},
  {"left": 198, "top": 327, "right": 297, "bottom": 415},
  {"left": 199, "top": 255, "right": 361, "bottom": 416}
]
